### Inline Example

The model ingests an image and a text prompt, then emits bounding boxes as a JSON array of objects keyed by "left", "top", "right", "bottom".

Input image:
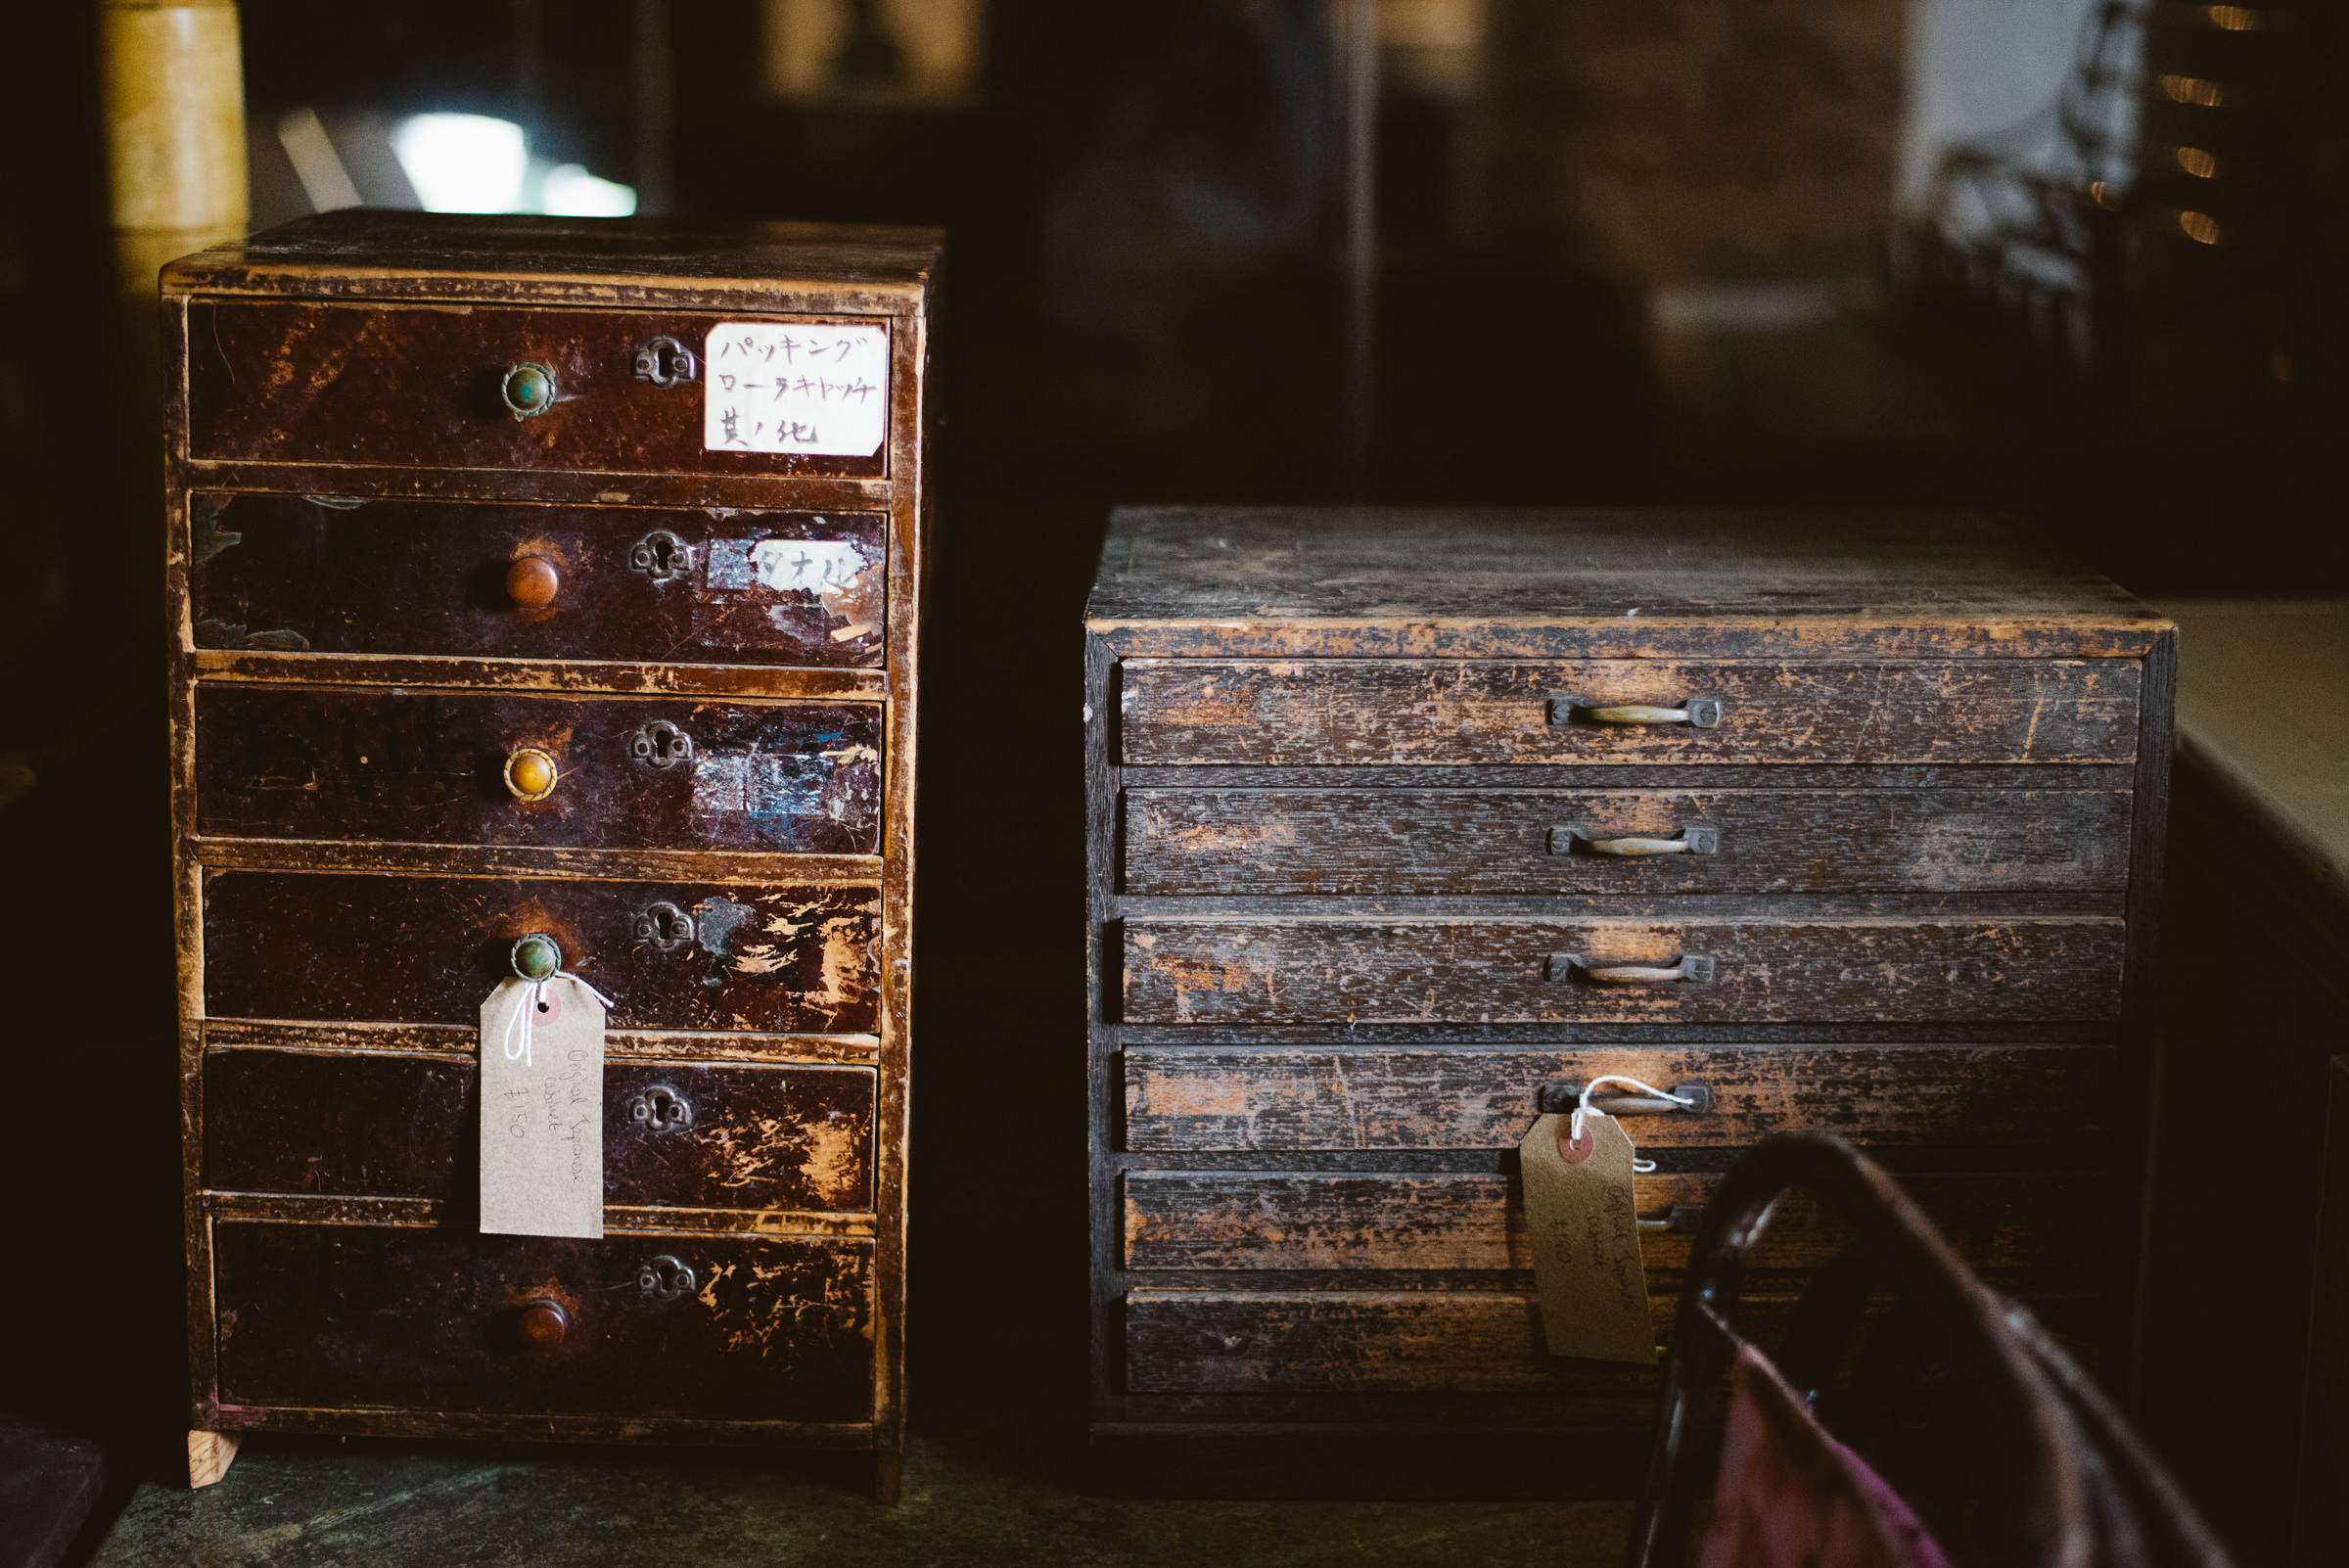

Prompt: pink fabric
[{"left": 1697, "top": 1342, "right": 1955, "bottom": 1568}]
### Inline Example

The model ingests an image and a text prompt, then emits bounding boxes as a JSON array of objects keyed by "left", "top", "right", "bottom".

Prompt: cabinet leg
[
  {"left": 188, "top": 1429, "right": 242, "bottom": 1489},
  {"left": 873, "top": 1450, "right": 902, "bottom": 1505}
]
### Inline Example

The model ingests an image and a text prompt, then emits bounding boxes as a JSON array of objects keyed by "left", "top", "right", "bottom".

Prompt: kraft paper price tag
[
  {"left": 704, "top": 321, "right": 888, "bottom": 455},
  {"left": 1518, "top": 1110, "right": 1657, "bottom": 1364},
  {"left": 479, "top": 977, "right": 606, "bottom": 1238}
]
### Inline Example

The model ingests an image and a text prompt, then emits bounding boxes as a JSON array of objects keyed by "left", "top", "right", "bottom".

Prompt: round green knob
[
  {"left": 511, "top": 933, "right": 562, "bottom": 982},
  {"left": 501, "top": 362, "right": 556, "bottom": 419}
]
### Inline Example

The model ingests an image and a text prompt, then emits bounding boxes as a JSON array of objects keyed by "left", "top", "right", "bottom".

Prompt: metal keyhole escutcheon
[
  {"left": 633, "top": 337, "right": 699, "bottom": 387},
  {"left": 639, "top": 1255, "right": 696, "bottom": 1302},
  {"left": 630, "top": 721, "right": 694, "bottom": 768},
  {"left": 634, "top": 900, "right": 695, "bottom": 950},
  {"left": 627, "top": 1085, "right": 694, "bottom": 1133},
  {"left": 628, "top": 530, "right": 691, "bottom": 581}
]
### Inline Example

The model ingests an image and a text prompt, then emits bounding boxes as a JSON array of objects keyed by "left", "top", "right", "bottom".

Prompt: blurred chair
[{"left": 1627, "top": 1134, "right": 2232, "bottom": 1568}]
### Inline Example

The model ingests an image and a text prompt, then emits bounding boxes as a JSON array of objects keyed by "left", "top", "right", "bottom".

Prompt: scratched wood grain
[
  {"left": 185, "top": 300, "right": 888, "bottom": 477},
  {"left": 1120, "top": 1169, "right": 2102, "bottom": 1277},
  {"left": 164, "top": 209, "right": 940, "bottom": 314},
  {"left": 1121, "top": 1289, "right": 2097, "bottom": 1394},
  {"left": 204, "top": 1051, "right": 877, "bottom": 1211},
  {"left": 202, "top": 870, "right": 880, "bottom": 1033},
  {"left": 194, "top": 685, "right": 883, "bottom": 853},
  {"left": 1119, "top": 661, "right": 2142, "bottom": 765},
  {"left": 189, "top": 493, "right": 887, "bottom": 668},
  {"left": 1122, "top": 787, "right": 2134, "bottom": 895},
  {"left": 1121, "top": 1044, "right": 2111, "bottom": 1149},
  {"left": 1122, "top": 917, "right": 2127, "bottom": 1025},
  {"left": 211, "top": 1222, "right": 875, "bottom": 1420}
]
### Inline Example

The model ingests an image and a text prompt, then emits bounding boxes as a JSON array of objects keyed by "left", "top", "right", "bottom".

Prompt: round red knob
[
  {"left": 506, "top": 555, "right": 560, "bottom": 609},
  {"left": 518, "top": 1298, "right": 569, "bottom": 1351}
]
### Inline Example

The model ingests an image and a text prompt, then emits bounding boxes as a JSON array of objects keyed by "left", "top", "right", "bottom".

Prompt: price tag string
[
  {"left": 1574, "top": 1074, "right": 1695, "bottom": 1174},
  {"left": 501, "top": 972, "right": 615, "bottom": 1069}
]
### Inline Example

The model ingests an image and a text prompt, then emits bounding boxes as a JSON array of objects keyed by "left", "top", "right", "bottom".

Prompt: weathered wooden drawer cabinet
[
  {"left": 165, "top": 213, "right": 936, "bottom": 1494},
  {"left": 1083, "top": 507, "right": 2172, "bottom": 1495}
]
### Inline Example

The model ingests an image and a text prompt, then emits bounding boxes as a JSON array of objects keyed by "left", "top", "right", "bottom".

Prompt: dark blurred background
[{"left": 2, "top": 0, "right": 2345, "bottom": 1551}]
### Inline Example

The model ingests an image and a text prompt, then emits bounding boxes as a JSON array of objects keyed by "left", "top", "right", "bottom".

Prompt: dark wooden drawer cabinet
[
  {"left": 166, "top": 213, "right": 936, "bottom": 1495},
  {"left": 1083, "top": 507, "right": 2171, "bottom": 1497}
]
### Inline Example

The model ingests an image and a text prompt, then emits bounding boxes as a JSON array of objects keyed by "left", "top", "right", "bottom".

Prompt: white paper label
[
  {"left": 479, "top": 977, "right": 606, "bottom": 1238},
  {"left": 703, "top": 321, "right": 888, "bottom": 455}
]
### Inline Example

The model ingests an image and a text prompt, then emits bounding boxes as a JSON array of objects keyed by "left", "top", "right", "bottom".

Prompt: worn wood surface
[
  {"left": 194, "top": 686, "right": 883, "bottom": 853},
  {"left": 1120, "top": 1289, "right": 2096, "bottom": 1395},
  {"left": 162, "top": 210, "right": 942, "bottom": 314},
  {"left": 1121, "top": 660, "right": 2141, "bottom": 766},
  {"left": 210, "top": 1222, "right": 875, "bottom": 1420},
  {"left": 204, "top": 1051, "right": 876, "bottom": 1211},
  {"left": 1120, "top": 1169, "right": 2101, "bottom": 1278},
  {"left": 1123, "top": 917, "right": 2126, "bottom": 1025},
  {"left": 204, "top": 1018, "right": 881, "bottom": 1065},
  {"left": 1121, "top": 1044, "right": 2111, "bottom": 1149},
  {"left": 202, "top": 871, "right": 880, "bottom": 1032},
  {"left": 1086, "top": 508, "right": 2166, "bottom": 660},
  {"left": 190, "top": 648, "right": 888, "bottom": 702},
  {"left": 189, "top": 493, "right": 887, "bottom": 667},
  {"left": 204, "top": 1190, "right": 878, "bottom": 1238},
  {"left": 186, "top": 300, "right": 888, "bottom": 477},
  {"left": 1123, "top": 787, "right": 2134, "bottom": 896},
  {"left": 187, "top": 837, "right": 882, "bottom": 887}
]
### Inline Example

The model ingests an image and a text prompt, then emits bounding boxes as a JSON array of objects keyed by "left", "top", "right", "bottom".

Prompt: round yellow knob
[{"left": 504, "top": 747, "right": 558, "bottom": 802}]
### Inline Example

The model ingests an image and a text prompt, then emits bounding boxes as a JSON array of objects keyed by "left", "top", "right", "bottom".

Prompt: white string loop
[
  {"left": 500, "top": 970, "right": 616, "bottom": 1068},
  {"left": 1572, "top": 1074, "right": 1695, "bottom": 1175}
]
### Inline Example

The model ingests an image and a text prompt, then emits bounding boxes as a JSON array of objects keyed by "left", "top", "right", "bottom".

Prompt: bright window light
[
  {"left": 392, "top": 114, "right": 529, "bottom": 212},
  {"left": 541, "top": 163, "right": 638, "bottom": 217}
]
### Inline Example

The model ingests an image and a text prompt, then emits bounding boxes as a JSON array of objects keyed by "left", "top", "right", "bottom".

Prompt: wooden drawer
[
  {"left": 1122, "top": 1287, "right": 2098, "bottom": 1394},
  {"left": 1118, "top": 660, "right": 2141, "bottom": 765},
  {"left": 205, "top": 1051, "right": 876, "bottom": 1212},
  {"left": 203, "top": 870, "right": 879, "bottom": 1033},
  {"left": 1122, "top": 1169, "right": 2102, "bottom": 1285},
  {"left": 1122, "top": 1044, "right": 2111, "bottom": 1150},
  {"left": 1123, "top": 787, "right": 2134, "bottom": 896},
  {"left": 195, "top": 686, "right": 883, "bottom": 854},
  {"left": 1122, "top": 917, "right": 2125, "bottom": 1025},
  {"left": 211, "top": 1222, "right": 873, "bottom": 1420},
  {"left": 189, "top": 494, "right": 886, "bottom": 668},
  {"left": 185, "top": 300, "right": 889, "bottom": 477}
]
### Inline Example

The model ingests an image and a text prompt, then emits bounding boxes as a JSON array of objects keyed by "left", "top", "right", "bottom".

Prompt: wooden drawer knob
[
  {"left": 505, "top": 555, "right": 560, "bottom": 608},
  {"left": 504, "top": 747, "right": 559, "bottom": 802},
  {"left": 517, "top": 1298, "right": 569, "bottom": 1351}
]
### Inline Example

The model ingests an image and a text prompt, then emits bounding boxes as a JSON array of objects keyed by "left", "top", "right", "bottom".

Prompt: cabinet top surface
[
  {"left": 1085, "top": 507, "right": 2166, "bottom": 656},
  {"left": 162, "top": 211, "right": 944, "bottom": 313}
]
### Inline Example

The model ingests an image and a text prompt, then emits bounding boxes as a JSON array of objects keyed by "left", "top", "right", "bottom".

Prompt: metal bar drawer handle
[
  {"left": 1551, "top": 952, "right": 1717, "bottom": 985},
  {"left": 1549, "top": 824, "right": 1721, "bottom": 857},
  {"left": 1638, "top": 1205, "right": 1704, "bottom": 1234},
  {"left": 1538, "top": 1080, "right": 1713, "bottom": 1117},
  {"left": 1549, "top": 696, "right": 1723, "bottom": 728}
]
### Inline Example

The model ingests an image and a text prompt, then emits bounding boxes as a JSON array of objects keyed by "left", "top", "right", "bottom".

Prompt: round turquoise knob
[
  {"left": 511, "top": 933, "right": 562, "bottom": 982},
  {"left": 501, "top": 362, "right": 556, "bottom": 418}
]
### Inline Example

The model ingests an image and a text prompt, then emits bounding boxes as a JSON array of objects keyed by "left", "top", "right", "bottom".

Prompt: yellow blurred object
[
  {"left": 101, "top": 0, "right": 249, "bottom": 302},
  {"left": 761, "top": 0, "right": 983, "bottom": 103}
]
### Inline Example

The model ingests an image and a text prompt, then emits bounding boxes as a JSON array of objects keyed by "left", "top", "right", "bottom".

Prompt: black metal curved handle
[{"left": 1625, "top": 1134, "right": 2094, "bottom": 1568}]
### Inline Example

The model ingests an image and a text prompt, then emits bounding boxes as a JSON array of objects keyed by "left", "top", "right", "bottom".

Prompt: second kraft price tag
[{"left": 1517, "top": 1109, "right": 1656, "bottom": 1364}]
